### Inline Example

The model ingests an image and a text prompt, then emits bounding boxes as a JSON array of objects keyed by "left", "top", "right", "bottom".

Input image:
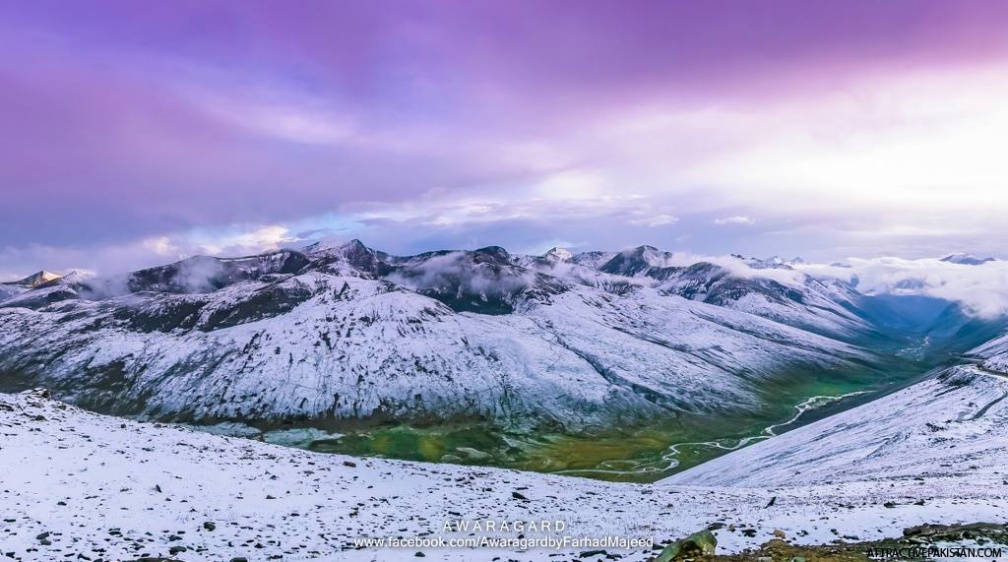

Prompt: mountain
[
  {"left": 5, "top": 243, "right": 1007, "bottom": 559},
  {"left": 0, "top": 284, "right": 17, "bottom": 301},
  {"left": 940, "top": 253, "right": 996, "bottom": 265},
  {"left": 667, "top": 350, "right": 1008, "bottom": 488},
  {"left": 524, "top": 246, "right": 879, "bottom": 341},
  {"left": 2, "top": 270, "right": 63, "bottom": 288},
  {"left": 0, "top": 241, "right": 898, "bottom": 436},
  {"left": 0, "top": 270, "right": 64, "bottom": 302}
]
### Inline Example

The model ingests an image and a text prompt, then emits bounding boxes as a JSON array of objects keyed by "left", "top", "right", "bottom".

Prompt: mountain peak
[
  {"left": 599, "top": 245, "right": 670, "bottom": 276},
  {"left": 543, "top": 247, "right": 574, "bottom": 261},
  {"left": 940, "top": 253, "right": 995, "bottom": 265},
  {"left": 472, "top": 246, "right": 511, "bottom": 265},
  {"left": 6, "top": 270, "right": 63, "bottom": 289},
  {"left": 302, "top": 237, "right": 364, "bottom": 254},
  {"left": 341, "top": 238, "right": 369, "bottom": 252}
]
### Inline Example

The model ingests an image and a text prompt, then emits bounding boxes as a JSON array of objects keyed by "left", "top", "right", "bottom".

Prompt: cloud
[
  {"left": 677, "top": 66, "right": 1008, "bottom": 220},
  {"left": 387, "top": 251, "right": 536, "bottom": 298},
  {"left": 0, "top": 224, "right": 306, "bottom": 277},
  {"left": 714, "top": 216, "right": 756, "bottom": 226},
  {"left": 192, "top": 225, "right": 300, "bottom": 256},
  {"left": 3, "top": 2, "right": 1008, "bottom": 272},
  {"left": 629, "top": 214, "right": 678, "bottom": 227},
  {"left": 797, "top": 257, "right": 1008, "bottom": 318}
]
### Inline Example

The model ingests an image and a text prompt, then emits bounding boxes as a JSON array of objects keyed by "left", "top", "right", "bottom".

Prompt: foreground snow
[{"left": 3, "top": 370, "right": 1008, "bottom": 562}]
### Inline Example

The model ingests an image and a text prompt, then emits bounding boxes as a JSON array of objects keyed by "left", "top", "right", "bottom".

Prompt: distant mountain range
[
  {"left": 0, "top": 241, "right": 1003, "bottom": 437},
  {"left": 940, "top": 252, "right": 997, "bottom": 265}
]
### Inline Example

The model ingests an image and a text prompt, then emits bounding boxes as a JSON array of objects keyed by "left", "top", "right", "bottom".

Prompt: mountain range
[{"left": 0, "top": 240, "right": 1004, "bottom": 473}]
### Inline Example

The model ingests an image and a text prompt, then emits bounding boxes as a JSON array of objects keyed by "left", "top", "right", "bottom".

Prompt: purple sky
[{"left": 2, "top": 0, "right": 1008, "bottom": 276}]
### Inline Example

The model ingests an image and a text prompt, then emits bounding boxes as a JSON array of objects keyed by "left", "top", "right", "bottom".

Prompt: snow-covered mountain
[
  {"left": 520, "top": 245, "right": 880, "bottom": 341},
  {"left": 4, "top": 242, "right": 1008, "bottom": 560},
  {"left": 2, "top": 270, "right": 63, "bottom": 288},
  {"left": 0, "top": 241, "right": 903, "bottom": 434},
  {"left": 0, "top": 270, "right": 63, "bottom": 301},
  {"left": 0, "top": 284, "right": 17, "bottom": 302},
  {"left": 940, "top": 252, "right": 996, "bottom": 265},
  {"left": 668, "top": 340, "right": 1008, "bottom": 487}
]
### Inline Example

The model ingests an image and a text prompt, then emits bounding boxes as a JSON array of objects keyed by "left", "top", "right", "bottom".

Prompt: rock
[
  {"left": 904, "top": 524, "right": 938, "bottom": 537},
  {"left": 35, "top": 531, "right": 50, "bottom": 541},
  {"left": 653, "top": 529, "right": 717, "bottom": 561},
  {"left": 414, "top": 552, "right": 425, "bottom": 557},
  {"left": 229, "top": 558, "right": 249, "bottom": 562},
  {"left": 511, "top": 491, "right": 528, "bottom": 501},
  {"left": 342, "top": 461, "right": 357, "bottom": 468},
  {"left": 203, "top": 521, "right": 216, "bottom": 531},
  {"left": 168, "top": 545, "right": 187, "bottom": 555},
  {"left": 455, "top": 447, "right": 493, "bottom": 462}
]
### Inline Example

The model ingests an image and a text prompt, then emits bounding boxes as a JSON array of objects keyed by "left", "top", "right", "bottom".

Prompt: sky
[{"left": 2, "top": 0, "right": 1008, "bottom": 277}]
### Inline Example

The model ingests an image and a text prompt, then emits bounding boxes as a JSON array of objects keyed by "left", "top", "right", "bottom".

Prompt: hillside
[{"left": 2, "top": 385, "right": 1006, "bottom": 562}]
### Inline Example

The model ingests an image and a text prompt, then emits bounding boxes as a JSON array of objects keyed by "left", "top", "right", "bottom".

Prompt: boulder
[{"left": 653, "top": 529, "right": 717, "bottom": 561}]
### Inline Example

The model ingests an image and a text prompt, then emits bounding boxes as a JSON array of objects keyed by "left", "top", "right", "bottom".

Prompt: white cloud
[
  {"left": 345, "top": 168, "right": 680, "bottom": 229},
  {"left": 143, "top": 236, "right": 181, "bottom": 257},
  {"left": 676, "top": 66, "right": 1008, "bottom": 220},
  {"left": 797, "top": 257, "right": 1008, "bottom": 318},
  {"left": 714, "top": 216, "right": 756, "bottom": 226},
  {"left": 629, "top": 213, "right": 678, "bottom": 227},
  {"left": 194, "top": 225, "right": 299, "bottom": 256},
  {"left": 510, "top": 63, "right": 1008, "bottom": 251},
  {"left": 0, "top": 224, "right": 306, "bottom": 277}
]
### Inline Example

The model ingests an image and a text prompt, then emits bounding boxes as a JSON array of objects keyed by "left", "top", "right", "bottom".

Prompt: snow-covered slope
[
  {"left": 0, "top": 284, "right": 20, "bottom": 301},
  {"left": 2, "top": 270, "right": 62, "bottom": 288},
  {"left": 0, "top": 241, "right": 883, "bottom": 431},
  {"left": 3, "top": 388, "right": 1006, "bottom": 562},
  {"left": 526, "top": 246, "right": 883, "bottom": 342},
  {"left": 967, "top": 329, "right": 1008, "bottom": 372},
  {"left": 0, "top": 270, "right": 63, "bottom": 302},
  {"left": 666, "top": 363, "right": 1008, "bottom": 488}
]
